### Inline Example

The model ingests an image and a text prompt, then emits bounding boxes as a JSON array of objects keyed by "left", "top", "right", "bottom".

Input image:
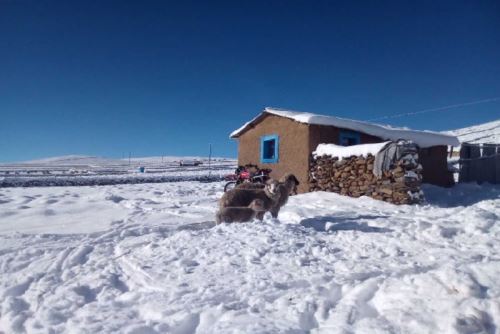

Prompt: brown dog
[
  {"left": 219, "top": 181, "right": 280, "bottom": 215},
  {"left": 268, "top": 173, "right": 300, "bottom": 218},
  {"left": 215, "top": 199, "right": 266, "bottom": 224},
  {"left": 220, "top": 174, "right": 300, "bottom": 219},
  {"left": 235, "top": 182, "right": 266, "bottom": 190}
]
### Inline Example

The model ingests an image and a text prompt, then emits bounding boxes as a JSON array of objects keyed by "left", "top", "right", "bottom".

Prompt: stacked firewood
[{"left": 308, "top": 153, "right": 423, "bottom": 204}]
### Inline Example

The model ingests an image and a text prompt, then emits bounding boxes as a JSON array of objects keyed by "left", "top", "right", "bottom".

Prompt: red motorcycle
[{"left": 224, "top": 164, "right": 272, "bottom": 192}]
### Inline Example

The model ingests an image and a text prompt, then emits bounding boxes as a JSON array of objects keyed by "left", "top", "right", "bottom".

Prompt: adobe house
[{"left": 230, "top": 107, "right": 460, "bottom": 193}]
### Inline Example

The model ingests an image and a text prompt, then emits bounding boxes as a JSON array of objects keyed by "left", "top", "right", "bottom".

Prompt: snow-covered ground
[
  {"left": 1, "top": 180, "right": 499, "bottom": 333},
  {"left": 0, "top": 156, "right": 235, "bottom": 187}
]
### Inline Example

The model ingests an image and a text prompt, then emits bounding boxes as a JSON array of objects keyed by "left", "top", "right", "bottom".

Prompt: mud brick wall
[{"left": 308, "top": 153, "right": 423, "bottom": 204}]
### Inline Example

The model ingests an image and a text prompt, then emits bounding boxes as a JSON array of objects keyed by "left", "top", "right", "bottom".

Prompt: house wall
[
  {"left": 418, "top": 145, "right": 454, "bottom": 187},
  {"left": 308, "top": 124, "right": 382, "bottom": 153},
  {"left": 235, "top": 115, "right": 455, "bottom": 192},
  {"left": 237, "top": 114, "right": 311, "bottom": 193}
]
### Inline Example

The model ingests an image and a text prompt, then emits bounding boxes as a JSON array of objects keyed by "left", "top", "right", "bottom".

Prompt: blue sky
[{"left": 1, "top": 0, "right": 499, "bottom": 162}]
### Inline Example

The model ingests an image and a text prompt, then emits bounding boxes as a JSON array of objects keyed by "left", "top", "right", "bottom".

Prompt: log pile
[{"left": 308, "top": 152, "right": 423, "bottom": 204}]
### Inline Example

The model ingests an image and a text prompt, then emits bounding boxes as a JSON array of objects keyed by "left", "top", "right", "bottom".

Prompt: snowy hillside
[
  {"left": 18, "top": 155, "right": 228, "bottom": 166},
  {"left": 1, "top": 178, "right": 499, "bottom": 332},
  {"left": 444, "top": 119, "right": 500, "bottom": 144},
  {"left": 20, "top": 155, "right": 122, "bottom": 166},
  {"left": 0, "top": 155, "right": 236, "bottom": 187},
  {"left": 2, "top": 155, "right": 234, "bottom": 167}
]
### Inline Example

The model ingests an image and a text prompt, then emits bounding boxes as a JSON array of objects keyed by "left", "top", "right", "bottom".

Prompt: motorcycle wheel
[{"left": 224, "top": 181, "right": 237, "bottom": 192}]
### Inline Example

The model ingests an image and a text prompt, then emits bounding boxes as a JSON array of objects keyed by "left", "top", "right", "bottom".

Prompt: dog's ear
[{"left": 291, "top": 174, "right": 300, "bottom": 186}]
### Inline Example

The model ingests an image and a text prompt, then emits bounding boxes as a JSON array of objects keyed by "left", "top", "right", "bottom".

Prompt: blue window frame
[
  {"left": 339, "top": 130, "right": 360, "bottom": 146},
  {"left": 260, "top": 134, "right": 279, "bottom": 163}
]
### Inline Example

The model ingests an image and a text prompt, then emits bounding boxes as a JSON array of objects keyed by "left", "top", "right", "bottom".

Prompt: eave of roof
[{"left": 230, "top": 107, "right": 460, "bottom": 148}]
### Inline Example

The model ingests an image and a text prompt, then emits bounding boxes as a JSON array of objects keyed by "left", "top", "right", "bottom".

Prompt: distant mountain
[
  {"left": 444, "top": 119, "right": 500, "bottom": 144},
  {"left": 2, "top": 155, "right": 236, "bottom": 166},
  {"left": 20, "top": 155, "right": 121, "bottom": 166}
]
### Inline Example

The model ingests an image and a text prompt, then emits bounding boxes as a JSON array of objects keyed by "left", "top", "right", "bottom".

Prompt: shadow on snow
[
  {"left": 300, "top": 214, "right": 393, "bottom": 233},
  {"left": 422, "top": 183, "right": 500, "bottom": 208}
]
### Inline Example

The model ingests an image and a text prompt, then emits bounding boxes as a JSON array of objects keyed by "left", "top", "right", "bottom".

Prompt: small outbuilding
[{"left": 230, "top": 107, "right": 460, "bottom": 193}]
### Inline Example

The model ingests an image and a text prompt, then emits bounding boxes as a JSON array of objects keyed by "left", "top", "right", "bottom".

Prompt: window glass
[
  {"left": 260, "top": 135, "right": 279, "bottom": 163},
  {"left": 263, "top": 139, "right": 275, "bottom": 159},
  {"left": 339, "top": 130, "right": 360, "bottom": 146}
]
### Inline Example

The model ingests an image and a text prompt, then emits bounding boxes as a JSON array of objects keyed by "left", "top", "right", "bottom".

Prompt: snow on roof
[
  {"left": 313, "top": 142, "right": 391, "bottom": 159},
  {"left": 230, "top": 107, "right": 460, "bottom": 147}
]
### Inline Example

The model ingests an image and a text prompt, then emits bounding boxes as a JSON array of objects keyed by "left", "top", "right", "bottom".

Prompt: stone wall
[{"left": 308, "top": 152, "right": 423, "bottom": 204}]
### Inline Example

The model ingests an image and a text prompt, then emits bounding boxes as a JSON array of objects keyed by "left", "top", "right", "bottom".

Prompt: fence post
[
  {"left": 482, "top": 144, "right": 496, "bottom": 184},
  {"left": 459, "top": 143, "right": 500, "bottom": 184},
  {"left": 459, "top": 144, "right": 471, "bottom": 182},
  {"left": 470, "top": 144, "right": 482, "bottom": 183}
]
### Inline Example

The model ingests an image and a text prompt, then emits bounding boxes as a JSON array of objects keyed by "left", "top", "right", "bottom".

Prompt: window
[
  {"left": 260, "top": 134, "right": 279, "bottom": 163},
  {"left": 339, "top": 130, "right": 360, "bottom": 146}
]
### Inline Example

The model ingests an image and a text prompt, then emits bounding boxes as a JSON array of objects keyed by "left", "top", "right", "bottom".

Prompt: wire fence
[{"left": 459, "top": 143, "right": 500, "bottom": 184}]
